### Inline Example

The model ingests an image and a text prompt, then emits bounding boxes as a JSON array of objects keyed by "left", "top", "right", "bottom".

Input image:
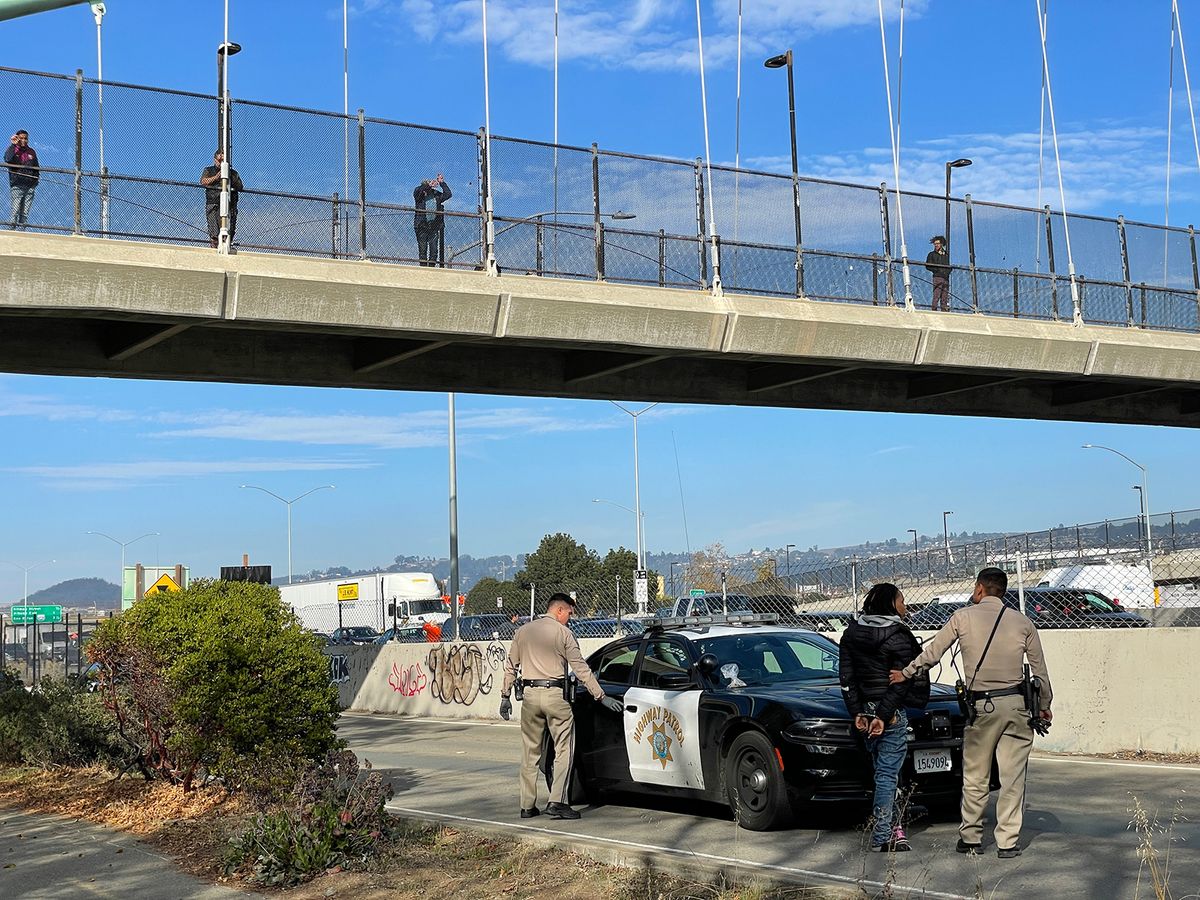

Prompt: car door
[
  {"left": 576, "top": 639, "right": 641, "bottom": 783},
  {"left": 623, "top": 636, "right": 706, "bottom": 790}
]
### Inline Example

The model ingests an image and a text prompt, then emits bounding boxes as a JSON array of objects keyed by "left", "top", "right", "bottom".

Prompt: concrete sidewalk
[{"left": 0, "top": 807, "right": 256, "bottom": 899}]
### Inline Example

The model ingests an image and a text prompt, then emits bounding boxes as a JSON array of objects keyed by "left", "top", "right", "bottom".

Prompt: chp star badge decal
[{"left": 649, "top": 721, "right": 674, "bottom": 768}]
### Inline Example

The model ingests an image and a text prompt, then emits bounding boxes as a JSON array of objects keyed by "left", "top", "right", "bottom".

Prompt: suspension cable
[
  {"left": 1036, "top": 0, "right": 1047, "bottom": 272},
  {"left": 1173, "top": 1, "right": 1200, "bottom": 211},
  {"left": 1034, "top": 0, "right": 1081, "bottom": 323},
  {"left": 877, "top": 0, "right": 913, "bottom": 307},
  {"left": 481, "top": 0, "right": 497, "bottom": 274},
  {"left": 732, "top": 0, "right": 742, "bottom": 252},
  {"left": 695, "top": 0, "right": 721, "bottom": 295}
]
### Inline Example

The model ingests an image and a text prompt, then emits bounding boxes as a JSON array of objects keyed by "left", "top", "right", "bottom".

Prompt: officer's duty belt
[
  {"left": 971, "top": 684, "right": 1023, "bottom": 702},
  {"left": 525, "top": 679, "right": 565, "bottom": 688}
]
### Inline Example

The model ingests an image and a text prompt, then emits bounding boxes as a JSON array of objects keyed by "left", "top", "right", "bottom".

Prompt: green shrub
[
  {"left": 88, "top": 578, "right": 340, "bottom": 790},
  {"left": 0, "top": 669, "right": 124, "bottom": 768},
  {"left": 225, "top": 749, "right": 395, "bottom": 885}
]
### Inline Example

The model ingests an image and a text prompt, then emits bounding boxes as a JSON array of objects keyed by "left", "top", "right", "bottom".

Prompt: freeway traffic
[{"left": 341, "top": 712, "right": 1200, "bottom": 899}]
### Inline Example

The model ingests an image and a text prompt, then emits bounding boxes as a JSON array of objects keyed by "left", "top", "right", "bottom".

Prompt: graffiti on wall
[
  {"left": 329, "top": 654, "right": 350, "bottom": 684},
  {"left": 427, "top": 643, "right": 496, "bottom": 705},
  {"left": 485, "top": 642, "right": 507, "bottom": 672},
  {"left": 388, "top": 661, "right": 428, "bottom": 697}
]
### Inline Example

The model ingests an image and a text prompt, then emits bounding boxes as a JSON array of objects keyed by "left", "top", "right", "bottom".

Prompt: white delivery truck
[
  {"left": 1036, "top": 562, "right": 1158, "bottom": 609},
  {"left": 281, "top": 572, "right": 446, "bottom": 631}
]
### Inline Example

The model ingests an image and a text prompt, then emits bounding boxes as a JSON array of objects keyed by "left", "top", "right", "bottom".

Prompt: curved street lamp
[
  {"left": 1081, "top": 444, "right": 1151, "bottom": 560},
  {"left": 87, "top": 530, "right": 159, "bottom": 602},
  {"left": 240, "top": 484, "right": 335, "bottom": 584}
]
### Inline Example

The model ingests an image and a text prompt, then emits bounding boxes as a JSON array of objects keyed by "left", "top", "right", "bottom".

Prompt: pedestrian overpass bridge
[
  {"left": 3, "top": 230, "right": 1199, "bottom": 428},
  {"left": 3, "top": 64, "right": 1200, "bottom": 426}
]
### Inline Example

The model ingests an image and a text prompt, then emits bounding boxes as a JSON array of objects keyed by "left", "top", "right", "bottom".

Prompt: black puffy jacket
[{"left": 838, "top": 615, "right": 921, "bottom": 724}]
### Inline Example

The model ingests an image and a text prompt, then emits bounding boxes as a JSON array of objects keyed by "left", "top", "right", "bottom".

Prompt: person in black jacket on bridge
[{"left": 839, "top": 582, "right": 921, "bottom": 852}]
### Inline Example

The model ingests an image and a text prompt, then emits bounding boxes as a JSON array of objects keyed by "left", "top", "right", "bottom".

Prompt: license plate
[{"left": 912, "top": 749, "right": 953, "bottom": 774}]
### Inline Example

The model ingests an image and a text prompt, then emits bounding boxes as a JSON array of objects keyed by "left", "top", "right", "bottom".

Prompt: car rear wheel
[{"left": 724, "top": 731, "right": 791, "bottom": 831}]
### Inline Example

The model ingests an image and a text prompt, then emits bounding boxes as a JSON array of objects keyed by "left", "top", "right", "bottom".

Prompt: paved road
[
  {"left": 343, "top": 712, "right": 1200, "bottom": 900},
  {"left": 0, "top": 807, "right": 255, "bottom": 900}
]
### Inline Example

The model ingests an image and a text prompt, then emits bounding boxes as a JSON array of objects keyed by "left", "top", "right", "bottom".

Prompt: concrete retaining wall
[{"left": 328, "top": 630, "right": 1199, "bottom": 755}]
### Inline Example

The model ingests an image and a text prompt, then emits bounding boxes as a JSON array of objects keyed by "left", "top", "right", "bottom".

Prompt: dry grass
[{"left": 0, "top": 766, "right": 849, "bottom": 900}]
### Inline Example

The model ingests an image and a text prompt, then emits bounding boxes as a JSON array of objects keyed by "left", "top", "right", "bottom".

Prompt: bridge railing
[{"left": 4, "top": 64, "right": 1200, "bottom": 334}]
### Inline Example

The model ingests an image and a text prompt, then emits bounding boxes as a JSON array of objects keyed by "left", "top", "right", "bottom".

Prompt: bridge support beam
[{"left": 100, "top": 322, "right": 192, "bottom": 362}]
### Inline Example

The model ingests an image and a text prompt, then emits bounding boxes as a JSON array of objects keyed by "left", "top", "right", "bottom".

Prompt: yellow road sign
[
  {"left": 337, "top": 582, "right": 359, "bottom": 603},
  {"left": 147, "top": 573, "right": 180, "bottom": 594}
]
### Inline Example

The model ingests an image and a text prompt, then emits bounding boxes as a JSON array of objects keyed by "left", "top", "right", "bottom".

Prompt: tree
[
  {"left": 88, "top": 579, "right": 340, "bottom": 791},
  {"left": 516, "top": 533, "right": 600, "bottom": 589},
  {"left": 464, "top": 577, "right": 527, "bottom": 615}
]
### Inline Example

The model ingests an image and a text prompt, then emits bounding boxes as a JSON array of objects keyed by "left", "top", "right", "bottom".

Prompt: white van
[{"left": 1036, "top": 562, "right": 1158, "bottom": 609}]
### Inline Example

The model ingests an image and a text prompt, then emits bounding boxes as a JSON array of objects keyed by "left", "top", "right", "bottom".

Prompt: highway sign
[
  {"left": 689, "top": 588, "right": 705, "bottom": 598},
  {"left": 146, "top": 573, "right": 180, "bottom": 594},
  {"left": 10, "top": 605, "right": 63, "bottom": 624},
  {"left": 337, "top": 582, "right": 359, "bottom": 603}
]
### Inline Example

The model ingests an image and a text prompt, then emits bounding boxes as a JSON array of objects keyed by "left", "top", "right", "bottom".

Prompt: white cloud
[{"left": 388, "top": 0, "right": 926, "bottom": 73}]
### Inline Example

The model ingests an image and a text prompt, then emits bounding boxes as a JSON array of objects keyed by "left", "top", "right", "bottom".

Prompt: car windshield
[
  {"left": 695, "top": 631, "right": 840, "bottom": 687},
  {"left": 406, "top": 599, "right": 444, "bottom": 615},
  {"left": 1081, "top": 592, "right": 1120, "bottom": 612}
]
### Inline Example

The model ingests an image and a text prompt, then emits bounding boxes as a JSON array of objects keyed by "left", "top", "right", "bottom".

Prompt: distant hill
[{"left": 14, "top": 578, "right": 121, "bottom": 610}]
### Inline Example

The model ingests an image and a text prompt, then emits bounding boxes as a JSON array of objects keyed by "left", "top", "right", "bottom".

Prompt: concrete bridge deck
[{"left": 3, "top": 231, "right": 1200, "bottom": 427}]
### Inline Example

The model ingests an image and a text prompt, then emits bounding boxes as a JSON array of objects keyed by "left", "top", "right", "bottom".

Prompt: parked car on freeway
[
  {"left": 568, "top": 618, "right": 646, "bottom": 639},
  {"left": 907, "top": 601, "right": 969, "bottom": 631},
  {"left": 548, "top": 616, "right": 978, "bottom": 831},
  {"left": 792, "top": 611, "right": 856, "bottom": 633},
  {"left": 1003, "top": 588, "right": 1151, "bottom": 628},
  {"left": 457, "top": 614, "right": 519, "bottom": 641},
  {"left": 373, "top": 624, "right": 428, "bottom": 644},
  {"left": 329, "top": 626, "right": 381, "bottom": 644},
  {"left": 310, "top": 631, "right": 334, "bottom": 647},
  {"left": 2, "top": 643, "right": 30, "bottom": 663}
]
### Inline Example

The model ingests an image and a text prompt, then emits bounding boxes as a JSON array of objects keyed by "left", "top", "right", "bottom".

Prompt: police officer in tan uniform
[
  {"left": 891, "top": 567, "right": 1052, "bottom": 858},
  {"left": 499, "top": 593, "right": 622, "bottom": 819}
]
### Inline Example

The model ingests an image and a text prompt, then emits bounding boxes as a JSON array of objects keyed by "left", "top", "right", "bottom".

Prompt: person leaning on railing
[{"left": 200, "top": 149, "right": 244, "bottom": 249}]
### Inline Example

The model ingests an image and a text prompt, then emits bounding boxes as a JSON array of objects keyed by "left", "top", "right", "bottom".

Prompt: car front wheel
[{"left": 724, "top": 731, "right": 791, "bottom": 831}]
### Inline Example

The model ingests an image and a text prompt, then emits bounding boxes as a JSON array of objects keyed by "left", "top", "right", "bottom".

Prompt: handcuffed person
[{"left": 499, "top": 592, "right": 622, "bottom": 820}]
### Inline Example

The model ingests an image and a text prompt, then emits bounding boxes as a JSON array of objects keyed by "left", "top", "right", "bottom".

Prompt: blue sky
[{"left": 0, "top": 1, "right": 1197, "bottom": 601}]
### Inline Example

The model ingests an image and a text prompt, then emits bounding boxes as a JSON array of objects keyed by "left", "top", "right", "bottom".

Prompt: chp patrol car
[{"left": 554, "top": 613, "right": 973, "bottom": 831}]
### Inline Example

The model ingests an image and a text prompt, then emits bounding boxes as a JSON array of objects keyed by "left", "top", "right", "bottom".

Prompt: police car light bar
[{"left": 644, "top": 612, "right": 779, "bottom": 629}]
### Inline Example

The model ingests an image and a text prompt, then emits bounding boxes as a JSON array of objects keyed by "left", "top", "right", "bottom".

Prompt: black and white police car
[{"left": 556, "top": 613, "right": 973, "bottom": 831}]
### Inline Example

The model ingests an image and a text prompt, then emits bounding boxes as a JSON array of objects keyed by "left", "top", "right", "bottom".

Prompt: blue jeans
[
  {"left": 866, "top": 709, "right": 908, "bottom": 846},
  {"left": 10, "top": 183, "right": 34, "bottom": 229}
]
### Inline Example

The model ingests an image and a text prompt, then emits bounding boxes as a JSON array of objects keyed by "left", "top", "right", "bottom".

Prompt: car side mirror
[
  {"left": 659, "top": 672, "right": 695, "bottom": 691},
  {"left": 696, "top": 653, "right": 719, "bottom": 674}
]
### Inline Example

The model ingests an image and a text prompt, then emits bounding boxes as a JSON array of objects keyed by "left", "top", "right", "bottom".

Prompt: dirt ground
[{"left": 0, "top": 767, "right": 848, "bottom": 900}]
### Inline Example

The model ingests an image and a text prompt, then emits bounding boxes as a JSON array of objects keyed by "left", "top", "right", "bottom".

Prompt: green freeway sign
[
  {"left": 689, "top": 589, "right": 705, "bottom": 598},
  {"left": 9, "top": 605, "right": 63, "bottom": 624}
]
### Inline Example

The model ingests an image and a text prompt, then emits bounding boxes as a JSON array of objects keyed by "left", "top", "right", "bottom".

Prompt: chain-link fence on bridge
[{"left": 4, "top": 64, "right": 1199, "bottom": 333}]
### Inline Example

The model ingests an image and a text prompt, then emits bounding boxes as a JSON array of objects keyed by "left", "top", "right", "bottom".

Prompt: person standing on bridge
[
  {"left": 890, "top": 567, "right": 1052, "bottom": 858},
  {"left": 200, "top": 150, "right": 244, "bottom": 249},
  {"left": 499, "top": 592, "right": 622, "bottom": 820},
  {"left": 925, "top": 235, "right": 951, "bottom": 311},
  {"left": 413, "top": 174, "right": 451, "bottom": 266},
  {"left": 5, "top": 130, "right": 39, "bottom": 230}
]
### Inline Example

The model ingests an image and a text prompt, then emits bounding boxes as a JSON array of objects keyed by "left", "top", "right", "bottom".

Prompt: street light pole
[
  {"left": 2, "top": 559, "right": 55, "bottom": 609},
  {"left": 611, "top": 403, "right": 658, "bottom": 572},
  {"left": 216, "top": 7, "right": 241, "bottom": 255},
  {"left": 87, "top": 531, "right": 158, "bottom": 601},
  {"left": 240, "top": 485, "right": 335, "bottom": 584},
  {"left": 942, "top": 510, "right": 954, "bottom": 568},
  {"left": 907, "top": 529, "right": 918, "bottom": 579},
  {"left": 785, "top": 543, "right": 794, "bottom": 579},
  {"left": 669, "top": 560, "right": 680, "bottom": 597},
  {"left": 944, "top": 158, "right": 972, "bottom": 260},
  {"left": 1082, "top": 444, "right": 1152, "bottom": 560},
  {"left": 764, "top": 50, "right": 803, "bottom": 295}
]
